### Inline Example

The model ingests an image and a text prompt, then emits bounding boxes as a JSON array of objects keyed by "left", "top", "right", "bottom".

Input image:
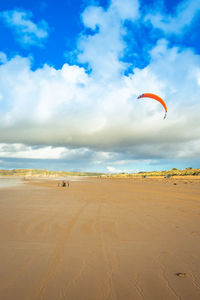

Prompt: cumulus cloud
[
  {"left": 1, "top": 39, "right": 200, "bottom": 162},
  {"left": 0, "top": 9, "right": 49, "bottom": 46},
  {"left": 107, "top": 166, "right": 132, "bottom": 173},
  {"left": 78, "top": 0, "right": 139, "bottom": 79},
  {"left": 0, "top": 0, "right": 200, "bottom": 171},
  {"left": 146, "top": 0, "right": 200, "bottom": 34}
]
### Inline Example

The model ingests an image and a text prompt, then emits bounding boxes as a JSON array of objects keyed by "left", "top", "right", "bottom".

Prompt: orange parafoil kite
[{"left": 137, "top": 93, "right": 167, "bottom": 119}]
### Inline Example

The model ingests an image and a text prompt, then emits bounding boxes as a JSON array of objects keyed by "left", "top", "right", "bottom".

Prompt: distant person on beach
[{"left": 58, "top": 180, "right": 70, "bottom": 187}]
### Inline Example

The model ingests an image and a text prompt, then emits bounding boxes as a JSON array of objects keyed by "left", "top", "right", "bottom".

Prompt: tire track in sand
[
  {"left": 33, "top": 200, "right": 90, "bottom": 300},
  {"left": 62, "top": 199, "right": 118, "bottom": 300},
  {"left": 94, "top": 202, "right": 118, "bottom": 300},
  {"left": 60, "top": 201, "right": 109, "bottom": 299}
]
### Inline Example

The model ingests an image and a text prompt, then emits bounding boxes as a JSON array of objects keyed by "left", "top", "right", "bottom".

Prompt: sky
[{"left": 0, "top": 0, "right": 200, "bottom": 173}]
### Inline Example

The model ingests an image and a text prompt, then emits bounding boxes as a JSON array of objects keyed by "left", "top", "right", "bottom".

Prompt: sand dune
[{"left": 0, "top": 177, "right": 200, "bottom": 300}]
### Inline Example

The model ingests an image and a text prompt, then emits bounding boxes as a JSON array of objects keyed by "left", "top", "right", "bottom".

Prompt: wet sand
[
  {"left": 0, "top": 177, "right": 23, "bottom": 188},
  {"left": 0, "top": 177, "right": 200, "bottom": 300}
]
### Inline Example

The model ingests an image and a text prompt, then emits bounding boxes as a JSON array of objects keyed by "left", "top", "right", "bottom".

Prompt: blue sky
[{"left": 0, "top": 0, "right": 200, "bottom": 173}]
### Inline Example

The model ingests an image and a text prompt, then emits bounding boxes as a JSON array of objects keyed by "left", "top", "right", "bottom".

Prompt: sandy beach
[{"left": 0, "top": 177, "right": 200, "bottom": 300}]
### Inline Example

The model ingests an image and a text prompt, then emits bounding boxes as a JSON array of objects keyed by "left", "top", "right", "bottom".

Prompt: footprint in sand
[{"left": 175, "top": 272, "right": 186, "bottom": 278}]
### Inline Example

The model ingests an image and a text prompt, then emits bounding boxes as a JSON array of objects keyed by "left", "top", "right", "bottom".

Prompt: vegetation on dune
[
  {"left": 0, "top": 167, "right": 199, "bottom": 178},
  {"left": 116, "top": 168, "right": 200, "bottom": 178},
  {"left": 103, "top": 168, "right": 200, "bottom": 178}
]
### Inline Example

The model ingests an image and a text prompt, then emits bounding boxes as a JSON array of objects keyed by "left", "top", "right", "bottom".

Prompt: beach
[
  {"left": 0, "top": 177, "right": 23, "bottom": 188},
  {"left": 0, "top": 177, "right": 200, "bottom": 300}
]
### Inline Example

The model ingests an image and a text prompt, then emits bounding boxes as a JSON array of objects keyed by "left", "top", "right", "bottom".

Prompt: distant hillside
[{"left": 0, "top": 169, "right": 103, "bottom": 177}]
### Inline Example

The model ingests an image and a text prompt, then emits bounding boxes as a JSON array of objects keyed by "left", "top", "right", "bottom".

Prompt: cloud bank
[{"left": 0, "top": 0, "right": 200, "bottom": 171}]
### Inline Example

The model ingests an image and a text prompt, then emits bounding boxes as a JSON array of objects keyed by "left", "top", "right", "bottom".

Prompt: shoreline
[{"left": 0, "top": 177, "right": 23, "bottom": 188}]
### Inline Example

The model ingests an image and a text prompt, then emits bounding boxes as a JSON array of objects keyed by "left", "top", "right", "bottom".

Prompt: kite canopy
[{"left": 137, "top": 93, "right": 167, "bottom": 119}]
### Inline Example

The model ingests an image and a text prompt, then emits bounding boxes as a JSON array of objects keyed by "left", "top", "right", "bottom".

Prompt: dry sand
[{"left": 0, "top": 177, "right": 200, "bottom": 300}]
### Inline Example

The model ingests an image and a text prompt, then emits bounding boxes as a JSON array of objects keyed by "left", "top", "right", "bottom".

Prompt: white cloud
[
  {"left": 0, "top": 143, "right": 66, "bottom": 159},
  {"left": 107, "top": 166, "right": 131, "bottom": 173},
  {"left": 0, "top": 9, "right": 49, "bottom": 46},
  {"left": 0, "top": 143, "right": 98, "bottom": 160},
  {"left": 146, "top": 0, "right": 200, "bottom": 34},
  {"left": 107, "top": 166, "right": 121, "bottom": 173},
  {"left": 78, "top": 0, "right": 139, "bottom": 79}
]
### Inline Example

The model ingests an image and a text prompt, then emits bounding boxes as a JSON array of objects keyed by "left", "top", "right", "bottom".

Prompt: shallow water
[{"left": 0, "top": 178, "right": 22, "bottom": 188}]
